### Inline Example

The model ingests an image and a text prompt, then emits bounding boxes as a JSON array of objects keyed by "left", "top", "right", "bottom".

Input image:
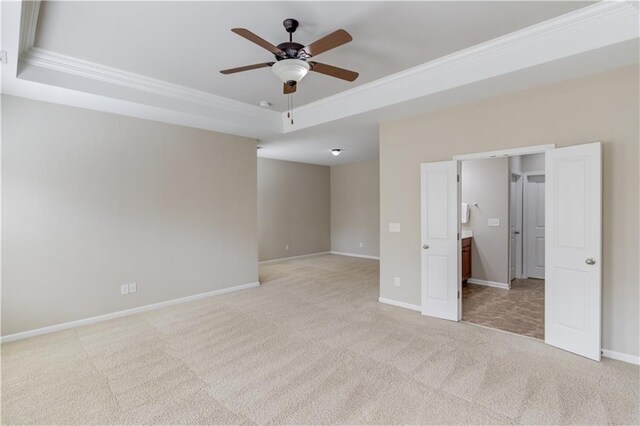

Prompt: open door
[
  {"left": 421, "top": 161, "right": 460, "bottom": 321},
  {"left": 545, "top": 142, "right": 601, "bottom": 361},
  {"left": 510, "top": 173, "right": 523, "bottom": 280},
  {"left": 524, "top": 173, "right": 546, "bottom": 279}
]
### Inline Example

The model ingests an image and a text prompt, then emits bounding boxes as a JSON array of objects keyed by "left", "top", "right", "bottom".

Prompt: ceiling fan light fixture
[
  {"left": 272, "top": 59, "right": 310, "bottom": 84},
  {"left": 331, "top": 149, "right": 342, "bottom": 156}
]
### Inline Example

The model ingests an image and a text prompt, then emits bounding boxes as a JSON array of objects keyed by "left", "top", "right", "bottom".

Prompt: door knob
[
  {"left": 423, "top": 244, "right": 429, "bottom": 250},
  {"left": 585, "top": 258, "right": 596, "bottom": 265},
  {"left": 514, "top": 231, "right": 520, "bottom": 235}
]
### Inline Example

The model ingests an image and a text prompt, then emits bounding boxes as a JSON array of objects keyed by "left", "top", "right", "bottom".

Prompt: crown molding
[
  {"left": 2, "top": 0, "right": 281, "bottom": 138},
  {"left": 18, "top": 0, "right": 40, "bottom": 56},
  {"left": 20, "top": 47, "right": 277, "bottom": 119},
  {"left": 282, "top": 1, "right": 640, "bottom": 132},
  {"left": 3, "top": 0, "right": 638, "bottom": 140}
]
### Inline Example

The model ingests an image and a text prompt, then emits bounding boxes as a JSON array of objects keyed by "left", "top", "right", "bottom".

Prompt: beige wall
[
  {"left": 258, "top": 158, "right": 330, "bottom": 261},
  {"left": 1, "top": 95, "right": 259, "bottom": 336},
  {"left": 330, "top": 160, "right": 380, "bottom": 257},
  {"left": 461, "top": 158, "right": 509, "bottom": 284},
  {"left": 380, "top": 66, "right": 639, "bottom": 357}
]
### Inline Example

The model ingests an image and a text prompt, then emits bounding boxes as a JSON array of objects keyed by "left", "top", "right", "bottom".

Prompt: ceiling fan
[{"left": 220, "top": 19, "right": 359, "bottom": 95}]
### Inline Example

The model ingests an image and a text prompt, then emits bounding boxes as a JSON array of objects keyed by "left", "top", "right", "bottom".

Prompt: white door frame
[
  {"left": 449, "top": 142, "right": 604, "bottom": 361},
  {"left": 453, "top": 144, "right": 555, "bottom": 161},
  {"left": 509, "top": 171, "right": 524, "bottom": 280},
  {"left": 454, "top": 145, "right": 555, "bottom": 287},
  {"left": 522, "top": 171, "right": 545, "bottom": 279}
]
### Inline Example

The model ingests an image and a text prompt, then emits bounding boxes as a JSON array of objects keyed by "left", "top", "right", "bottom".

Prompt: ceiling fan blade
[
  {"left": 220, "top": 62, "right": 274, "bottom": 74},
  {"left": 309, "top": 62, "right": 359, "bottom": 82},
  {"left": 231, "top": 28, "right": 284, "bottom": 56},
  {"left": 283, "top": 83, "right": 297, "bottom": 94},
  {"left": 301, "top": 29, "right": 352, "bottom": 57}
]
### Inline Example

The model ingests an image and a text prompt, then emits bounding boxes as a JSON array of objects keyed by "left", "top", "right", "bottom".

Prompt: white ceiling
[
  {"left": 34, "top": 1, "right": 593, "bottom": 112},
  {"left": 3, "top": 1, "right": 637, "bottom": 166}
]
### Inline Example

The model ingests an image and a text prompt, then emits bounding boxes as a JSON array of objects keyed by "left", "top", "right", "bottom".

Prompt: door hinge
[
  {"left": 457, "top": 174, "right": 460, "bottom": 182},
  {"left": 457, "top": 290, "right": 461, "bottom": 299},
  {"left": 457, "top": 232, "right": 460, "bottom": 240}
]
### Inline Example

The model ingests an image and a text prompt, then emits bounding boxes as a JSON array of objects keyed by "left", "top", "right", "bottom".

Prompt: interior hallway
[
  {"left": 2, "top": 255, "right": 637, "bottom": 424},
  {"left": 462, "top": 279, "right": 545, "bottom": 339}
]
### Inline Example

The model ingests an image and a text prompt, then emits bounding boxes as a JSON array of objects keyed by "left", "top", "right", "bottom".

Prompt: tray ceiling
[{"left": 34, "top": 1, "right": 592, "bottom": 112}]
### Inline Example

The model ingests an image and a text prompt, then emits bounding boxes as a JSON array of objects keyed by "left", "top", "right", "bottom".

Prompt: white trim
[
  {"left": 508, "top": 171, "right": 524, "bottom": 280},
  {"left": 522, "top": 171, "right": 546, "bottom": 280},
  {"left": 453, "top": 144, "right": 555, "bottom": 161},
  {"left": 20, "top": 47, "right": 277, "bottom": 118},
  {"left": 602, "top": 349, "right": 640, "bottom": 366},
  {"left": 18, "top": 0, "right": 40, "bottom": 56},
  {"left": 467, "top": 278, "right": 511, "bottom": 290},
  {"left": 0, "top": 1, "right": 278, "bottom": 139},
  {"left": 330, "top": 251, "right": 380, "bottom": 260},
  {"left": 464, "top": 321, "right": 640, "bottom": 366},
  {"left": 284, "top": 1, "right": 640, "bottom": 132},
  {"left": 0, "top": 281, "right": 260, "bottom": 344},
  {"left": 378, "top": 297, "right": 421, "bottom": 312},
  {"left": 258, "top": 251, "right": 330, "bottom": 264},
  {"left": 2, "top": 1, "right": 637, "bottom": 139}
]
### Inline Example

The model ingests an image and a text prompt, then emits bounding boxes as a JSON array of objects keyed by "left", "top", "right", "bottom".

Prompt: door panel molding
[
  {"left": 545, "top": 142, "right": 602, "bottom": 361},
  {"left": 421, "top": 161, "right": 461, "bottom": 321}
]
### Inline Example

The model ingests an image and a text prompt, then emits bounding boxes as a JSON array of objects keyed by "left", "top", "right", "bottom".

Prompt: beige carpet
[
  {"left": 2, "top": 254, "right": 638, "bottom": 425},
  {"left": 462, "top": 278, "right": 545, "bottom": 339}
]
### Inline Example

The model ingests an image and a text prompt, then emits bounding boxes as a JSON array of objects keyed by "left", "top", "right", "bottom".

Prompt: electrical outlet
[
  {"left": 389, "top": 223, "right": 401, "bottom": 232},
  {"left": 488, "top": 218, "right": 500, "bottom": 227},
  {"left": 394, "top": 277, "right": 401, "bottom": 287},
  {"left": 120, "top": 284, "right": 129, "bottom": 295},
  {"left": 285, "top": 244, "right": 290, "bottom": 251},
  {"left": 128, "top": 282, "right": 137, "bottom": 293},
  {"left": 359, "top": 242, "right": 364, "bottom": 248}
]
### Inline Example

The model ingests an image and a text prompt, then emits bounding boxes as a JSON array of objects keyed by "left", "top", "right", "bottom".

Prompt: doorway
[
  {"left": 420, "top": 143, "right": 602, "bottom": 361},
  {"left": 457, "top": 153, "right": 545, "bottom": 340}
]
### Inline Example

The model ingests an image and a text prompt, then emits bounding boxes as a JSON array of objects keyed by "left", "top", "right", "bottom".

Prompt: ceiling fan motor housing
[{"left": 276, "top": 42, "right": 305, "bottom": 59}]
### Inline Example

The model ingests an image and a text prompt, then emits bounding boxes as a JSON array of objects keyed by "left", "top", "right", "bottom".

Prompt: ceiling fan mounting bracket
[{"left": 283, "top": 19, "right": 299, "bottom": 34}]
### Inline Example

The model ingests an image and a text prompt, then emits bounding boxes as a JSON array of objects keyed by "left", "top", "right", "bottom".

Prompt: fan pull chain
[
  {"left": 290, "top": 94, "right": 294, "bottom": 125},
  {"left": 286, "top": 94, "right": 294, "bottom": 125}
]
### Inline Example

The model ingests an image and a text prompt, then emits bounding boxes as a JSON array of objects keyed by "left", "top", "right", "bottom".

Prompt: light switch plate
[
  {"left": 120, "top": 284, "right": 129, "bottom": 295},
  {"left": 488, "top": 218, "right": 500, "bottom": 227},
  {"left": 389, "top": 223, "right": 401, "bottom": 232},
  {"left": 128, "top": 282, "right": 137, "bottom": 293}
]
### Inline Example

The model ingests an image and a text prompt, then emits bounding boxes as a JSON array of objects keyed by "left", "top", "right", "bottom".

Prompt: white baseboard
[
  {"left": 258, "top": 251, "right": 330, "bottom": 264},
  {"left": 331, "top": 251, "right": 380, "bottom": 260},
  {"left": 0, "top": 281, "right": 260, "bottom": 344},
  {"left": 602, "top": 349, "right": 640, "bottom": 365},
  {"left": 467, "top": 278, "right": 511, "bottom": 289},
  {"left": 378, "top": 297, "right": 421, "bottom": 312}
]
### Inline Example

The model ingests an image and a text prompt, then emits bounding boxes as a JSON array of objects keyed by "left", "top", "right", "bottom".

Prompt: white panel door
[
  {"left": 510, "top": 173, "right": 523, "bottom": 280},
  {"left": 421, "top": 161, "right": 460, "bottom": 321},
  {"left": 525, "top": 174, "right": 545, "bottom": 279},
  {"left": 545, "top": 142, "right": 601, "bottom": 361}
]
